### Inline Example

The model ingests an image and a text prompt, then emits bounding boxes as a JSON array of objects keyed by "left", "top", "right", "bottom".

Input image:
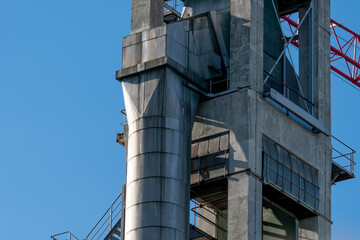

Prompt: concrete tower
[{"left": 116, "top": 0, "right": 344, "bottom": 239}]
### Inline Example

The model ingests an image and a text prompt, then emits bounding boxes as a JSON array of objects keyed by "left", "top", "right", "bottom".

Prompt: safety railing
[
  {"left": 190, "top": 200, "right": 199, "bottom": 227},
  {"left": 120, "top": 109, "right": 127, "bottom": 126},
  {"left": 332, "top": 135, "right": 356, "bottom": 175},
  {"left": 51, "top": 191, "right": 123, "bottom": 240},
  {"left": 164, "top": 0, "right": 184, "bottom": 17},
  {"left": 84, "top": 192, "right": 122, "bottom": 240},
  {"left": 263, "top": 70, "right": 314, "bottom": 114},
  {"left": 51, "top": 231, "right": 80, "bottom": 240},
  {"left": 190, "top": 200, "right": 227, "bottom": 236}
]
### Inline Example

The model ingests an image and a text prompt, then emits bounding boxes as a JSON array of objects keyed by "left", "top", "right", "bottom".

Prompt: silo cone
[{"left": 121, "top": 67, "right": 199, "bottom": 240}]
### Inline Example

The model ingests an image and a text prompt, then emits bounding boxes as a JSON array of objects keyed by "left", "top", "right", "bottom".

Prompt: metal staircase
[
  {"left": 51, "top": 186, "right": 125, "bottom": 240},
  {"left": 51, "top": 189, "right": 224, "bottom": 240},
  {"left": 102, "top": 218, "right": 122, "bottom": 240}
]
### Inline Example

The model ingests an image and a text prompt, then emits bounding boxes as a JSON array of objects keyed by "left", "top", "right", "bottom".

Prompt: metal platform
[
  {"left": 331, "top": 135, "right": 356, "bottom": 184},
  {"left": 332, "top": 161, "right": 355, "bottom": 183},
  {"left": 191, "top": 177, "right": 228, "bottom": 211}
]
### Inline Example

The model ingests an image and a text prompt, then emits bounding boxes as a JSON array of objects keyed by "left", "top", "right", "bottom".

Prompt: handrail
[
  {"left": 50, "top": 190, "right": 123, "bottom": 240},
  {"left": 51, "top": 231, "right": 80, "bottom": 240},
  {"left": 191, "top": 203, "right": 227, "bottom": 219},
  {"left": 164, "top": 0, "right": 184, "bottom": 16},
  {"left": 263, "top": 70, "right": 314, "bottom": 107},
  {"left": 332, "top": 135, "right": 356, "bottom": 152},
  {"left": 84, "top": 192, "right": 122, "bottom": 240},
  {"left": 164, "top": 2, "right": 181, "bottom": 18},
  {"left": 332, "top": 135, "right": 356, "bottom": 175},
  {"left": 120, "top": 109, "right": 127, "bottom": 126},
  {"left": 190, "top": 200, "right": 227, "bottom": 234}
]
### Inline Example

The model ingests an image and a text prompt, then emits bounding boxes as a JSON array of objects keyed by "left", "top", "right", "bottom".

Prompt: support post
[{"left": 121, "top": 184, "right": 126, "bottom": 240}]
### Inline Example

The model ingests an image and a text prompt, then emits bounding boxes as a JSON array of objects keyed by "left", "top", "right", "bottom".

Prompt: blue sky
[{"left": 0, "top": 1, "right": 359, "bottom": 240}]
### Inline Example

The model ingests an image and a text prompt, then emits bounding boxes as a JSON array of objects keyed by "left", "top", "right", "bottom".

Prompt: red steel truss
[{"left": 281, "top": 15, "right": 360, "bottom": 88}]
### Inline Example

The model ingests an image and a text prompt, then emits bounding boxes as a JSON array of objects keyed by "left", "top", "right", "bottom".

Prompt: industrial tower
[
  {"left": 51, "top": 0, "right": 357, "bottom": 240},
  {"left": 116, "top": 0, "right": 352, "bottom": 239}
]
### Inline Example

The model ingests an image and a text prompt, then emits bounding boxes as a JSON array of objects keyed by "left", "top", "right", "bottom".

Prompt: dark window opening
[
  {"left": 263, "top": 0, "right": 314, "bottom": 114},
  {"left": 262, "top": 137, "right": 319, "bottom": 212}
]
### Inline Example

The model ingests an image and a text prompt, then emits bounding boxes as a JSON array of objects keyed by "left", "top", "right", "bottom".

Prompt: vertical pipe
[{"left": 121, "top": 184, "right": 126, "bottom": 240}]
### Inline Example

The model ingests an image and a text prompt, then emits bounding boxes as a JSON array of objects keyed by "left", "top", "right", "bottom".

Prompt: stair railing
[
  {"left": 84, "top": 192, "right": 122, "bottom": 240},
  {"left": 51, "top": 188, "right": 124, "bottom": 240},
  {"left": 51, "top": 231, "right": 80, "bottom": 240}
]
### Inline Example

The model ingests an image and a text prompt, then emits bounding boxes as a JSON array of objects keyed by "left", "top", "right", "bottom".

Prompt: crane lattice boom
[{"left": 281, "top": 16, "right": 360, "bottom": 87}]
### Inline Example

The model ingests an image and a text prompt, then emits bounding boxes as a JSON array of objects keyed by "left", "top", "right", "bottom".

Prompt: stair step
[
  {"left": 110, "top": 236, "right": 119, "bottom": 240},
  {"left": 114, "top": 229, "right": 121, "bottom": 237}
]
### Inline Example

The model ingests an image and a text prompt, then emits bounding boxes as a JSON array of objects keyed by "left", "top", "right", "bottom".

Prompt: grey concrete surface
[
  {"left": 119, "top": 0, "right": 332, "bottom": 239},
  {"left": 131, "top": 0, "right": 163, "bottom": 34},
  {"left": 192, "top": 0, "right": 331, "bottom": 239}
]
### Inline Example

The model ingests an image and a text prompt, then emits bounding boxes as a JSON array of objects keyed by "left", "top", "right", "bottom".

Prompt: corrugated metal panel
[
  {"left": 263, "top": 137, "right": 320, "bottom": 211},
  {"left": 191, "top": 132, "right": 230, "bottom": 158}
]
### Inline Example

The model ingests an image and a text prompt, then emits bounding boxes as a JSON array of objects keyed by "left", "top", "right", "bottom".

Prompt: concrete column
[
  {"left": 312, "top": 0, "right": 331, "bottom": 126},
  {"left": 131, "top": 0, "right": 163, "bottom": 34},
  {"left": 299, "top": 7, "right": 312, "bottom": 112},
  {"left": 227, "top": 90, "right": 262, "bottom": 240},
  {"left": 228, "top": 172, "right": 262, "bottom": 240},
  {"left": 229, "top": 0, "right": 263, "bottom": 91},
  {"left": 298, "top": 1, "right": 332, "bottom": 238}
]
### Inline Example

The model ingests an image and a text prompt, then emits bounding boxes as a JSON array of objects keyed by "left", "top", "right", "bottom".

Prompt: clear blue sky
[{"left": 0, "top": 1, "right": 359, "bottom": 240}]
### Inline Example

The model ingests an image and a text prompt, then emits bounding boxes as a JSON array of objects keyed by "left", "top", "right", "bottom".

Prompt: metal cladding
[{"left": 122, "top": 67, "right": 199, "bottom": 239}]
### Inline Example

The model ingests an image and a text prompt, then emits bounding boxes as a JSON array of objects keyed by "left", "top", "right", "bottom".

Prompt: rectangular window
[{"left": 262, "top": 137, "right": 319, "bottom": 211}]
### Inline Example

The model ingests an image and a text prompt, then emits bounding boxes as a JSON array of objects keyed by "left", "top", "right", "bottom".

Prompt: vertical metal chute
[{"left": 122, "top": 67, "right": 199, "bottom": 240}]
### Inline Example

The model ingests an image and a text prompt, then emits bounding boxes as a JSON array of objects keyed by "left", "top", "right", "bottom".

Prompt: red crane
[{"left": 281, "top": 16, "right": 360, "bottom": 87}]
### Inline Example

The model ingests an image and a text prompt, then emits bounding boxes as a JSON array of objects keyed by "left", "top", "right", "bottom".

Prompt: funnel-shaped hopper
[{"left": 122, "top": 67, "right": 199, "bottom": 239}]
